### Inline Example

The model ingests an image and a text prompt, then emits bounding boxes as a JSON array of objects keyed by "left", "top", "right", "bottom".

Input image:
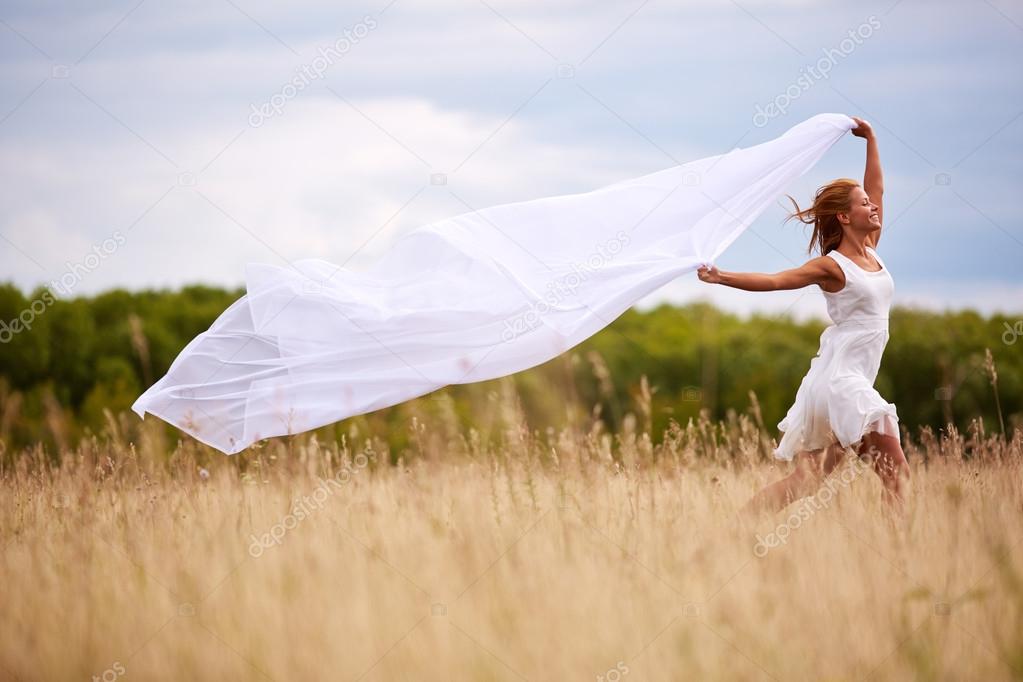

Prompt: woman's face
[{"left": 841, "top": 185, "right": 881, "bottom": 233}]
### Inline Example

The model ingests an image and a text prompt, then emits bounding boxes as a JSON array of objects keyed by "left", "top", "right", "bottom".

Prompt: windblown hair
[{"left": 783, "top": 178, "right": 860, "bottom": 256}]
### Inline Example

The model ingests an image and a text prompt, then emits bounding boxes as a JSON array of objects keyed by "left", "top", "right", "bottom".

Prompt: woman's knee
[{"left": 861, "top": 434, "right": 909, "bottom": 483}]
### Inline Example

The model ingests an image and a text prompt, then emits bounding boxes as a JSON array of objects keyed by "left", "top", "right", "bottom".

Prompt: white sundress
[{"left": 772, "top": 245, "right": 900, "bottom": 461}]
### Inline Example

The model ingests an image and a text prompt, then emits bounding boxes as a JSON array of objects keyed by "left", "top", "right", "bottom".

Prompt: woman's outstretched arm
[
  {"left": 851, "top": 115, "right": 884, "bottom": 247},
  {"left": 697, "top": 257, "right": 840, "bottom": 292}
]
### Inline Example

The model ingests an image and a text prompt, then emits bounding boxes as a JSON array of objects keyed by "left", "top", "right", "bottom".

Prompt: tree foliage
[{"left": 0, "top": 282, "right": 1018, "bottom": 452}]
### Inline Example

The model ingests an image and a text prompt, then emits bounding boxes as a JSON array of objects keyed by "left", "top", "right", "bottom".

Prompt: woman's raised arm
[{"left": 851, "top": 115, "right": 884, "bottom": 247}]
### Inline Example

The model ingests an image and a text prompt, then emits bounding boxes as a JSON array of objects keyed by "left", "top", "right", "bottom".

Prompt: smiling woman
[
  {"left": 699, "top": 116, "right": 911, "bottom": 517},
  {"left": 132, "top": 113, "right": 858, "bottom": 455}
]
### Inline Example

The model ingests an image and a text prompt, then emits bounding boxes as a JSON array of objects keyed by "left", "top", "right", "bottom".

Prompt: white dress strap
[
  {"left": 826, "top": 249, "right": 855, "bottom": 276},
  {"left": 866, "top": 246, "right": 885, "bottom": 270}
]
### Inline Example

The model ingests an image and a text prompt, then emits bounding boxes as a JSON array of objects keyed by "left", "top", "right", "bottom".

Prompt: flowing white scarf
[{"left": 133, "top": 113, "right": 857, "bottom": 454}]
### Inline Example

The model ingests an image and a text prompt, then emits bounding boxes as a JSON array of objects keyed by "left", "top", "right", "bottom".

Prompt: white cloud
[
  {"left": 0, "top": 92, "right": 656, "bottom": 294},
  {"left": 0, "top": 0, "right": 1019, "bottom": 318}
]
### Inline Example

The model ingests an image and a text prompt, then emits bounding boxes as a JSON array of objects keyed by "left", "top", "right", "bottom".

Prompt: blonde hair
[{"left": 783, "top": 178, "right": 860, "bottom": 256}]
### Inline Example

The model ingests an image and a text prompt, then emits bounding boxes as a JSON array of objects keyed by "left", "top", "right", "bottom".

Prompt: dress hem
[{"left": 771, "top": 411, "right": 899, "bottom": 462}]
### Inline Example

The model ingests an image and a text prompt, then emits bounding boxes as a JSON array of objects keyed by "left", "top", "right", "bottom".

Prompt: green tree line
[{"left": 0, "top": 282, "right": 1019, "bottom": 453}]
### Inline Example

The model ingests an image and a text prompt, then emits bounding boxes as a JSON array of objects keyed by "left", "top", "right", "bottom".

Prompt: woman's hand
[
  {"left": 697, "top": 264, "right": 722, "bottom": 284},
  {"left": 850, "top": 115, "right": 874, "bottom": 140}
]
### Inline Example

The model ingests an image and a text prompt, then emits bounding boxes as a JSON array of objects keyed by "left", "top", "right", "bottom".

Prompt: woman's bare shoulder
[
  {"left": 807, "top": 254, "right": 841, "bottom": 270},
  {"left": 808, "top": 254, "right": 845, "bottom": 293}
]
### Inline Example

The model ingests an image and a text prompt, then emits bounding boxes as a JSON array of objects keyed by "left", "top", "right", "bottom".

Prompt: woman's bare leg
[
  {"left": 739, "top": 441, "right": 847, "bottom": 520},
  {"left": 858, "top": 431, "right": 911, "bottom": 515}
]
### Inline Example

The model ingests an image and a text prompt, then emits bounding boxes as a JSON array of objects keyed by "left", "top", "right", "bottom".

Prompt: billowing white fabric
[
  {"left": 772, "top": 245, "right": 900, "bottom": 461},
  {"left": 133, "top": 112, "right": 858, "bottom": 454}
]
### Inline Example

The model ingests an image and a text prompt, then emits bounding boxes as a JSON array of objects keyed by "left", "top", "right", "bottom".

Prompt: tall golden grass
[{"left": 1, "top": 379, "right": 1021, "bottom": 681}]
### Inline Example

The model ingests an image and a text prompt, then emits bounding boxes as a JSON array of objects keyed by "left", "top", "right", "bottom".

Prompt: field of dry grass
[{"left": 1, "top": 390, "right": 1021, "bottom": 681}]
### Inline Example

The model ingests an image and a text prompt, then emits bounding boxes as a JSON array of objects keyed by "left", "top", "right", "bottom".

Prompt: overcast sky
[{"left": 1, "top": 0, "right": 1021, "bottom": 322}]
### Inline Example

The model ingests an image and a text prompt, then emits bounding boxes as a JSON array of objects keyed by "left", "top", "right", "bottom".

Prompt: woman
[{"left": 697, "top": 116, "right": 911, "bottom": 516}]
